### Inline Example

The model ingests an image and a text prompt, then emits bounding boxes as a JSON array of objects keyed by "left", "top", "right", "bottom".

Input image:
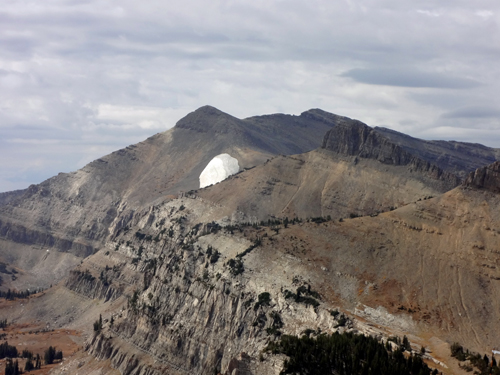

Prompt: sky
[{"left": 1, "top": 0, "right": 499, "bottom": 192}]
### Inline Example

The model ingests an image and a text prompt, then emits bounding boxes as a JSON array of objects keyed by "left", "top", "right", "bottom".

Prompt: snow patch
[{"left": 199, "top": 153, "right": 240, "bottom": 188}]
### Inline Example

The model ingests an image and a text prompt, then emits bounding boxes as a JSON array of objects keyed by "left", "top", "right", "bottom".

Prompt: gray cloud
[
  {"left": 342, "top": 68, "right": 481, "bottom": 89},
  {"left": 442, "top": 106, "right": 500, "bottom": 119}
]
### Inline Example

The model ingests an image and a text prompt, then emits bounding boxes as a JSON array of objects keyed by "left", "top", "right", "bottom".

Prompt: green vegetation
[
  {"left": 330, "top": 310, "right": 339, "bottom": 318},
  {"left": 0, "top": 341, "right": 18, "bottom": 359},
  {"left": 334, "top": 314, "right": 347, "bottom": 328},
  {"left": 265, "top": 332, "right": 439, "bottom": 375},
  {"left": 5, "top": 358, "right": 21, "bottom": 375},
  {"left": 0, "top": 288, "right": 43, "bottom": 300},
  {"left": 206, "top": 246, "right": 220, "bottom": 264},
  {"left": 254, "top": 292, "right": 271, "bottom": 310},
  {"left": 99, "top": 270, "right": 110, "bottom": 286},
  {"left": 93, "top": 314, "right": 103, "bottom": 333},
  {"left": 227, "top": 258, "right": 244, "bottom": 275},
  {"left": 310, "top": 216, "right": 330, "bottom": 224},
  {"left": 44, "top": 346, "right": 62, "bottom": 365},
  {"left": 266, "top": 311, "right": 284, "bottom": 336},
  {"left": 72, "top": 269, "right": 95, "bottom": 282},
  {"left": 283, "top": 284, "right": 321, "bottom": 308},
  {"left": 128, "top": 290, "right": 140, "bottom": 310},
  {"left": 451, "top": 343, "right": 500, "bottom": 374},
  {"left": 2, "top": 344, "right": 43, "bottom": 373},
  {"left": 236, "top": 237, "right": 262, "bottom": 259}
]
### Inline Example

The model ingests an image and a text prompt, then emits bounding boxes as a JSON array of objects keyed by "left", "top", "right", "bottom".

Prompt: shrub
[{"left": 254, "top": 292, "right": 271, "bottom": 310}]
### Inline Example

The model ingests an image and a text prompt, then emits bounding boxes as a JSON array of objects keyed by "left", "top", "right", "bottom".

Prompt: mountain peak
[
  {"left": 174, "top": 105, "right": 242, "bottom": 133},
  {"left": 300, "top": 109, "right": 349, "bottom": 124}
]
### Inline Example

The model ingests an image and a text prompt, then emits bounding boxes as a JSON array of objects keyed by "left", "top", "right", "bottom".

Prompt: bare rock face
[
  {"left": 200, "top": 154, "right": 240, "bottom": 188},
  {"left": 321, "top": 117, "right": 461, "bottom": 189},
  {"left": 464, "top": 161, "right": 500, "bottom": 193},
  {"left": 375, "top": 126, "right": 500, "bottom": 178},
  {"left": 322, "top": 118, "right": 415, "bottom": 165}
]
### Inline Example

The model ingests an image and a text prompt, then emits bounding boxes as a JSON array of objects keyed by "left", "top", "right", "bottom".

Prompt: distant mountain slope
[
  {"left": 375, "top": 126, "right": 500, "bottom": 178},
  {"left": 0, "top": 189, "right": 26, "bottom": 206},
  {"left": 198, "top": 117, "right": 461, "bottom": 221}
]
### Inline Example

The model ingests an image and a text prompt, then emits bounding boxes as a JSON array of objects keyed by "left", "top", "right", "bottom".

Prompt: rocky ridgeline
[
  {"left": 321, "top": 118, "right": 461, "bottom": 189},
  {"left": 67, "top": 199, "right": 349, "bottom": 375},
  {"left": 463, "top": 161, "right": 500, "bottom": 193}
]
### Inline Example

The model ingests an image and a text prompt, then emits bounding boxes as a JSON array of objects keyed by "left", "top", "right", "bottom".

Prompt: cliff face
[
  {"left": 463, "top": 161, "right": 500, "bottom": 193},
  {"left": 375, "top": 126, "right": 500, "bottom": 178},
  {"left": 321, "top": 117, "right": 461, "bottom": 189},
  {"left": 68, "top": 198, "right": 347, "bottom": 375},
  {"left": 322, "top": 119, "right": 411, "bottom": 164}
]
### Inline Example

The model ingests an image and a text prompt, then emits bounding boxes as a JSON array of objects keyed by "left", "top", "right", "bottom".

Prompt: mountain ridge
[{"left": 0, "top": 106, "right": 499, "bottom": 375}]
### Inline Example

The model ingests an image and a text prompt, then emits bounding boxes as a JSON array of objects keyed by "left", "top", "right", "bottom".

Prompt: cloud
[
  {"left": 442, "top": 106, "right": 500, "bottom": 119},
  {"left": 341, "top": 68, "right": 481, "bottom": 89}
]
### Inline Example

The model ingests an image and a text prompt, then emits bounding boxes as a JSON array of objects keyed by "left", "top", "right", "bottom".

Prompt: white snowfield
[{"left": 199, "top": 153, "right": 240, "bottom": 188}]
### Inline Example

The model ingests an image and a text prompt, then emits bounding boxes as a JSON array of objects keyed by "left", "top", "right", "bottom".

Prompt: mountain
[
  {"left": 0, "top": 106, "right": 499, "bottom": 375},
  {"left": 197, "top": 116, "right": 460, "bottom": 221},
  {"left": 0, "top": 106, "right": 336, "bottom": 290}
]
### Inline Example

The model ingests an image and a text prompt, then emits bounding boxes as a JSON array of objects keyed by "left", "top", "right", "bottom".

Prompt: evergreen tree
[
  {"left": 24, "top": 357, "right": 34, "bottom": 372},
  {"left": 5, "top": 358, "right": 21, "bottom": 375},
  {"left": 402, "top": 335, "right": 411, "bottom": 351},
  {"left": 44, "top": 346, "right": 56, "bottom": 365}
]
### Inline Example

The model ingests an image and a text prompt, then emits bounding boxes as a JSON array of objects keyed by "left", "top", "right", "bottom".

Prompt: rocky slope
[
  {"left": 197, "top": 117, "right": 460, "bottom": 221},
  {"left": 17, "top": 161, "right": 499, "bottom": 374},
  {"left": 0, "top": 106, "right": 336, "bottom": 289},
  {"left": 0, "top": 189, "right": 26, "bottom": 206}
]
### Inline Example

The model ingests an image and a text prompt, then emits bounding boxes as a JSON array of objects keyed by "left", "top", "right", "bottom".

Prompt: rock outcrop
[
  {"left": 321, "top": 117, "right": 461, "bottom": 189},
  {"left": 322, "top": 118, "right": 411, "bottom": 164},
  {"left": 375, "top": 126, "right": 500, "bottom": 178},
  {"left": 463, "top": 161, "right": 500, "bottom": 193}
]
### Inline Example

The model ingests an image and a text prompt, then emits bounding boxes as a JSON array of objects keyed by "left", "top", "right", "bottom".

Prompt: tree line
[
  {"left": 265, "top": 331, "right": 440, "bottom": 375},
  {"left": 0, "top": 342, "right": 62, "bottom": 374},
  {"left": 0, "top": 289, "right": 43, "bottom": 301}
]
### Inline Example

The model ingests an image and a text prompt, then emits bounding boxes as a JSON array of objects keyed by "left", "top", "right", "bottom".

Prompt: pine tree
[
  {"left": 402, "top": 335, "right": 411, "bottom": 351},
  {"left": 25, "top": 357, "right": 34, "bottom": 372},
  {"left": 44, "top": 346, "right": 56, "bottom": 364}
]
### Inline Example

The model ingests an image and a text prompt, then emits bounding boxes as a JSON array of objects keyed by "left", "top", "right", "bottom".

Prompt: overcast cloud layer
[{"left": 1, "top": 0, "right": 499, "bottom": 192}]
